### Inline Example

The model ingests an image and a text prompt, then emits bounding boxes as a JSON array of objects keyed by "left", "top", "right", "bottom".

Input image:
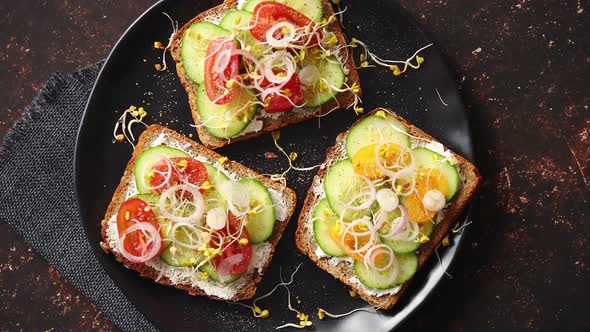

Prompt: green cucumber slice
[
  {"left": 159, "top": 223, "right": 204, "bottom": 267},
  {"left": 238, "top": 178, "right": 275, "bottom": 244},
  {"left": 242, "top": 0, "right": 273, "bottom": 12},
  {"left": 345, "top": 113, "right": 411, "bottom": 158},
  {"left": 160, "top": 242, "right": 201, "bottom": 267},
  {"left": 302, "top": 55, "right": 346, "bottom": 108},
  {"left": 202, "top": 163, "right": 229, "bottom": 212},
  {"left": 181, "top": 22, "right": 230, "bottom": 84},
  {"left": 412, "top": 147, "right": 460, "bottom": 200},
  {"left": 312, "top": 198, "right": 346, "bottom": 257},
  {"left": 195, "top": 84, "right": 257, "bottom": 138},
  {"left": 381, "top": 220, "right": 434, "bottom": 254},
  {"left": 219, "top": 10, "right": 267, "bottom": 56},
  {"left": 323, "top": 159, "right": 373, "bottom": 220},
  {"left": 133, "top": 146, "right": 190, "bottom": 194},
  {"left": 277, "top": 0, "right": 323, "bottom": 22},
  {"left": 354, "top": 252, "right": 419, "bottom": 289},
  {"left": 202, "top": 262, "right": 242, "bottom": 283}
]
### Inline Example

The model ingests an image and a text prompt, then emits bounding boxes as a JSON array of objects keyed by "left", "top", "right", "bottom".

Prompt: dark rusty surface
[{"left": 0, "top": 0, "right": 588, "bottom": 331}]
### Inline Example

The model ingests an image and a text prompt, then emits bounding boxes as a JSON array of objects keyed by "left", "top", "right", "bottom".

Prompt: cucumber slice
[
  {"left": 382, "top": 221, "right": 434, "bottom": 254},
  {"left": 160, "top": 242, "right": 201, "bottom": 267},
  {"left": 238, "top": 178, "right": 275, "bottom": 244},
  {"left": 159, "top": 223, "right": 204, "bottom": 267},
  {"left": 354, "top": 252, "right": 419, "bottom": 289},
  {"left": 277, "top": 0, "right": 323, "bottom": 22},
  {"left": 413, "top": 147, "right": 460, "bottom": 200},
  {"left": 323, "top": 159, "right": 373, "bottom": 220},
  {"left": 242, "top": 0, "right": 273, "bottom": 12},
  {"left": 181, "top": 22, "right": 230, "bottom": 84},
  {"left": 202, "top": 163, "right": 229, "bottom": 212},
  {"left": 345, "top": 113, "right": 411, "bottom": 158},
  {"left": 312, "top": 198, "right": 346, "bottom": 257},
  {"left": 302, "top": 55, "right": 346, "bottom": 108},
  {"left": 219, "top": 10, "right": 267, "bottom": 56},
  {"left": 196, "top": 84, "right": 257, "bottom": 139},
  {"left": 133, "top": 146, "right": 190, "bottom": 194},
  {"left": 202, "top": 262, "right": 242, "bottom": 283}
]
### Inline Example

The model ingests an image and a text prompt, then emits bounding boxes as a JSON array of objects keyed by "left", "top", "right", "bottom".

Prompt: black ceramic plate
[{"left": 75, "top": 0, "right": 474, "bottom": 331}]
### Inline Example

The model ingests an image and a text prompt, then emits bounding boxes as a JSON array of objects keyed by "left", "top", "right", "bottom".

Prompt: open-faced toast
[
  {"left": 170, "top": 0, "right": 361, "bottom": 149},
  {"left": 295, "top": 108, "right": 481, "bottom": 309},
  {"left": 100, "top": 124, "right": 297, "bottom": 300}
]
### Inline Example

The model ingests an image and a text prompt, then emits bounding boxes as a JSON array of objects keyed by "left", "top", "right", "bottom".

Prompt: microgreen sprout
[
  {"left": 435, "top": 88, "right": 449, "bottom": 106},
  {"left": 435, "top": 247, "right": 453, "bottom": 278},
  {"left": 113, "top": 105, "right": 148, "bottom": 147},
  {"left": 265, "top": 130, "right": 323, "bottom": 189},
  {"left": 229, "top": 264, "right": 303, "bottom": 320},
  {"left": 317, "top": 306, "right": 378, "bottom": 320},
  {"left": 452, "top": 220, "right": 472, "bottom": 234},
  {"left": 350, "top": 38, "right": 433, "bottom": 77},
  {"left": 153, "top": 12, "right": 178, "bottom": 72}
]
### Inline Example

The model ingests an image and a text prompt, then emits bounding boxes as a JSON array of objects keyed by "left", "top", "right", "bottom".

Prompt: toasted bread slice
[
  {"left": 295, "top": 108, "right": 481, "bottom": 309},
  {"left": 170, "top": 0, "right": 361, "bottom": 149},
  {"left": 100, "top": 124, "right": 297, "bottom": 301}
]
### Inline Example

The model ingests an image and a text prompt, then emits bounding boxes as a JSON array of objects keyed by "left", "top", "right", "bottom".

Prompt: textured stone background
[{"left": 0, "top": 0, "right": 588, "bottom": 331}]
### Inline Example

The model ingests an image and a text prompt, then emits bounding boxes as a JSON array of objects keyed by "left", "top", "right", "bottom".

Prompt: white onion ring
[
  {"left": 341, "top": 217, "right": 376, "bottom": 254},
  {"left": 266, "top": 22, "right": 297, "bottom": 48},
  {"left": 364, "top": 244, "right": 398, "bottom": 284},
  {"left": 364, "top": 243, "right": 395, "bottom": 272},
  {"left": 158, "top": 184, "right": 205, "bottom": 224},
  {"left": 374, "top": 142, "right": 417, "bottom": 182},
  {"left": 390, "top": 218, "right": 420, "bottom": 242},
  {"left": 378, "top": 206, "right": 410, "bottom": 239},
  {"left": 118, "top": 222, "right": 162, "bottom": 263}
]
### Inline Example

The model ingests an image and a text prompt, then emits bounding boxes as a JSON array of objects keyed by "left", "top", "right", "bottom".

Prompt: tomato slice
[
  {"left": 261, "top": 72, "right": 304, "bottom": 113},
  {"left": 211, "top": 213, "right": 252, "bottom": 275},
  {"left": 204, "top": 37, "right": 240, "bottom": 104},
  {"left": 116, "top": 198, "right": 164, "bottom": 260},
  {"left": 149, "top": 157, "right": 208, "bottom": 194},
  {"left": 250, "top": 1, "right": 320, "bottom": 46}
]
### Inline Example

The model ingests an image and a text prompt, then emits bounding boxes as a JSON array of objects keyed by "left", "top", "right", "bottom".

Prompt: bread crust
[
  {"left": 100, "top": 124, "right": 297, "bottom": 301},
  {"left": 170, "top": 0, "right": 361, "bottom": 149},
  {"left": 294, "top": 108, "right": 482, "bottom": 309}
]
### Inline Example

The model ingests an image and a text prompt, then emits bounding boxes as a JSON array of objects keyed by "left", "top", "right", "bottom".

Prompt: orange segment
[
  {"left": 405, "top": 168, "right": 449, "bottom": 223},
  {"left": 328, "top": 223, "right": 372, "bottom": 262},
  {"left": 351, "top": 143, "right": 412, "bottom": 180}
]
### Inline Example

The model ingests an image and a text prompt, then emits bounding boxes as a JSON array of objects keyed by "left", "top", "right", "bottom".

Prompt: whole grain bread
[
  {"left": 100, "top": 124, "right": 297, "bottom": 301},
  {"left": 170, "top": 0, "right": 361, "bottom": 149},
  {"left": 295, "top": 108, "right": 482, "bottom": 309}
]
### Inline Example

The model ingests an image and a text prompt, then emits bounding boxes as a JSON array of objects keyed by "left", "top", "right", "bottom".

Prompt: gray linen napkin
[{"left": 0, "top": 62, "right": 157, "bottom": 332}]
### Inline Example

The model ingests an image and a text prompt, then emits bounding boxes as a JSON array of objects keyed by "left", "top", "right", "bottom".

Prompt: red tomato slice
[
  {"left": 250, "top": 1, "right": 320, "bottom": 46},
  {"left": 262, "top": 72, "right": 304, "bottom": 113},
  {"left": 204, "top": 37, "right": 240, "bottom": 104},
  {"left": 116, "top": 198, "right": 164, "bottom": 260},
  {"left": 211, "top": 214, "right": 252, "bottom": 275},
  {"left": 149, "top": 157, "right": 208, "bottom": 194}
]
